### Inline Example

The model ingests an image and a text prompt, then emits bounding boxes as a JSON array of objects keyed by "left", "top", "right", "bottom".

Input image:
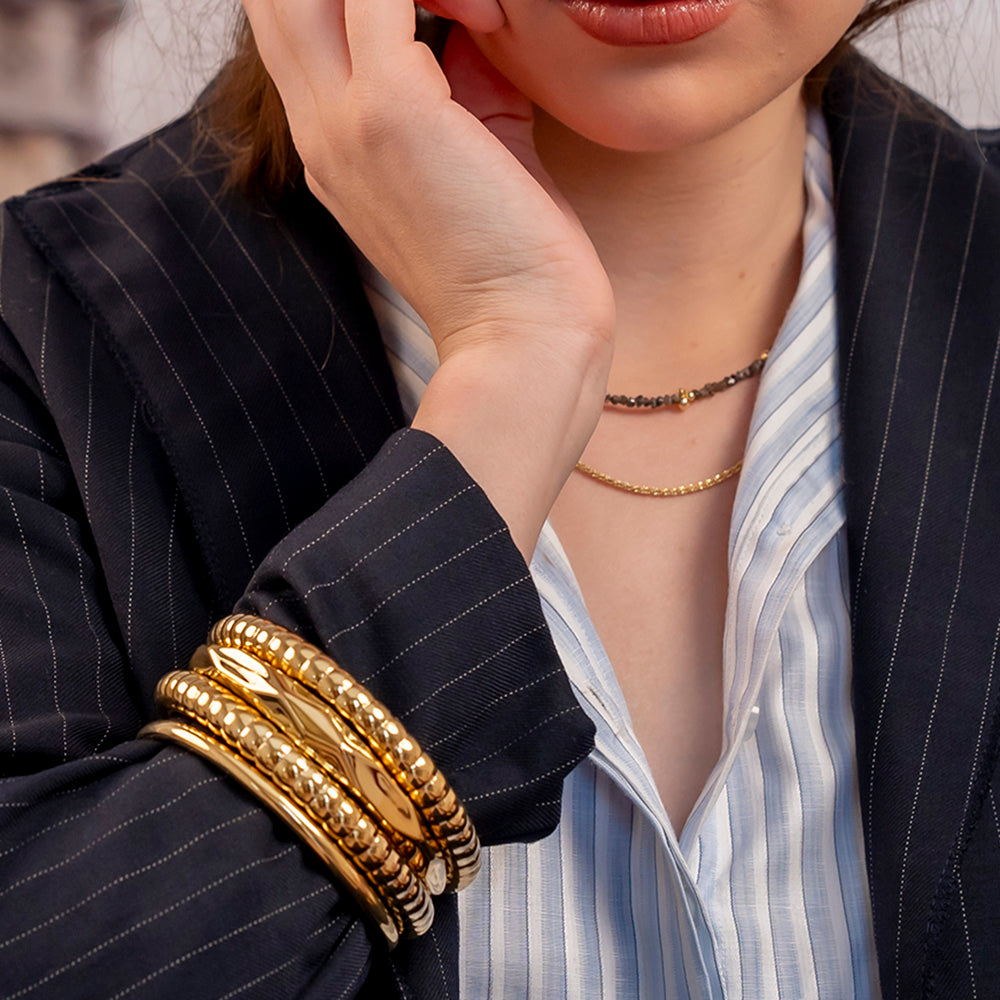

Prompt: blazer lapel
[
  {"left": 826, "top": 55, "right": 1000, "bottom": 996},
  {"left": 10, "top": 128, "right": 404, "bottom": 613}
]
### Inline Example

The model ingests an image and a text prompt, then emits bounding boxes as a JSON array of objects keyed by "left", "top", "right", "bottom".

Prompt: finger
[
  {"left": 416, "top": 0, "right": 505, "bottom": 33},
  {"left": 243, "top": 0, "right": 350, "bottom": 89},
  {"left": 442, "top": 26, "right": 589, "bottom": 232},
  {"left": 442, "top": 26, "right": 553, "bottom": 196},
  {"left": 343, "top": 0, "right": 417, "bottom": 76},
  {"left": 442, "top": 26, "right": 536, "bottom": 164}
]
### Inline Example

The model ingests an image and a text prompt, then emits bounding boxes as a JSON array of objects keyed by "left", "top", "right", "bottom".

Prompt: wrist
[{"left": 412, "top": 337, "right": 610, "bottom": 559}]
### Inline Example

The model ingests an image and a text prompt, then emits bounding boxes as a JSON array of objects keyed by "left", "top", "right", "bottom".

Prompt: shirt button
[{"left": 744, "top": 705, "right": 761, "bottom": 742}]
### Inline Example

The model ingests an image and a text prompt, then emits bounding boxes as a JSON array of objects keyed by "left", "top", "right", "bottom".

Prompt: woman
[{"left": 0, "top": 0, "right": 997, "bottom": 996}]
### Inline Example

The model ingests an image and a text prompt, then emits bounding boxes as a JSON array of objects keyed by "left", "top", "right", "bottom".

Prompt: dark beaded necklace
[{"left": 605, "top": 350, "right": 769, "bottom": 410}]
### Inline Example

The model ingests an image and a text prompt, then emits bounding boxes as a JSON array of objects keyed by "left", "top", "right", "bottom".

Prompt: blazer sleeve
[{"left": 0, "top": 205, "right": 593, "bottom": 999}]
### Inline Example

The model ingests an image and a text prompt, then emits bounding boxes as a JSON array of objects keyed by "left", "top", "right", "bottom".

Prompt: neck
[{"left": 534, "top": 83, "right": 810, "bottom": 389}]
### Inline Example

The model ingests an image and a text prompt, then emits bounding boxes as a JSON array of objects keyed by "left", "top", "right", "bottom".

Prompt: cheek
[
  {"left": 469, "top": 0, "right": 867, "bottom": 151},
  {"left": 771, "top": 0, "right": 868, "bottom": 62}
]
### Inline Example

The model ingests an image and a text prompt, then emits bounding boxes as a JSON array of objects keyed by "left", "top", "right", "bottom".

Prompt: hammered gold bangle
[
  {"left": 188, "top": 641, "right": 446, "bottom": 893},
  {"left": 148, "top": 670, "right": 433, "bottom": 937},
  {"left": 211, "top": 614, "right": 481, "bottom": 891}
]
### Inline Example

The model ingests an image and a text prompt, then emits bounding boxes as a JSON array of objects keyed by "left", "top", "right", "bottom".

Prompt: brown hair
[{"left": 203, "top": 1, "right": 927, "bottom": 200}]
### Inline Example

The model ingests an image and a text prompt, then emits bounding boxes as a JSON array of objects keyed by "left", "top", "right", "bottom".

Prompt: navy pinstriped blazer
[{"left": 0, "top": 54, "right": 998, "bottom": 999}]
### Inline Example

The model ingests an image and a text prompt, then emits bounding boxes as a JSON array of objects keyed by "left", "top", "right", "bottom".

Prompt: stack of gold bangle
[{"left": 138, "top": 614, "right": 480, "bottom": 947}]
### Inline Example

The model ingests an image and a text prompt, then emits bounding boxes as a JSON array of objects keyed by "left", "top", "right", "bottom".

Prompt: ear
[{"left": 416, "top": 0, "right": 505, "bottom": 33}]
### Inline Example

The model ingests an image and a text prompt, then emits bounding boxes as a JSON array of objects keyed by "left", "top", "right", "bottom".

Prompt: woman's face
[{"left": 465, "top": 0, "right": 868, "bottom": 151}]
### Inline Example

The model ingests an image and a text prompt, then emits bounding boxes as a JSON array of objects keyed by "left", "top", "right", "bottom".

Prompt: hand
[
  {"left": 241, "top": 0, "right": 612, "bottom": 352},
  {"left": 241, "top": 0, "right": 615, "bottom": 556}
]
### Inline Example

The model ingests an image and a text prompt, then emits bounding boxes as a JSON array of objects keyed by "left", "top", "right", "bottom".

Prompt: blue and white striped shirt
[{"left": 357, "top": 110, "right": 880, "bottom": 999}]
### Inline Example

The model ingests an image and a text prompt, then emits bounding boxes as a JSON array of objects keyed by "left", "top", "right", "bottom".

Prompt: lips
[{"left": 560, "top": 0, "right": 738, "bottom": 46}]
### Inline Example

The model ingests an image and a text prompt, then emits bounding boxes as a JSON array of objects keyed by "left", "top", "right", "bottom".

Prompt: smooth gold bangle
[
  {"left": 211, "top": 614, "right": 480, "bottom": 891},
  {"left": 151, "top": 670, "right": 433, "bottom": 938},
  {"left": 189, "top": 642, "right": 446, "bottom": 894},
  {"left": 138, "top": 718, "right": 400, "bottom": 946}
]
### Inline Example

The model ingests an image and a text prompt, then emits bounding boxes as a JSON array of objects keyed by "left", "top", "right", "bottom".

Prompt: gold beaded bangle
[
  {"left": 147, "top": 670, "right": 433, "bottom": 939},
  {"left": 189, "top": 642, "right": 446, "bottom": 894},
  {"left": 139, "top": 717, "right": 401, "bottom": 946},
  {"left": 211, "top": 615, "right": 481, "bottom": 891}
]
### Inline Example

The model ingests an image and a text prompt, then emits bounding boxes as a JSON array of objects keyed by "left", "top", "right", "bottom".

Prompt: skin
[{"left": 241, "top": 0, "right": 866, "bottom": 830}]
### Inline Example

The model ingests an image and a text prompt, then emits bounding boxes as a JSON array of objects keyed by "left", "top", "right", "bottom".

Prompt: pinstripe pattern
[
  {"left": 362, "top": 114, "right": 879, "bottom": 999},
  {"left": 0, "top": 52, "right": 997, "bottom": 1000}
]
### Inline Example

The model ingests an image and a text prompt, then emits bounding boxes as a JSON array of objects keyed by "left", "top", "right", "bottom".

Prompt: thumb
[
  {"left": 442, "top": 25, "right": 581, "bottom": 221},
  {"left": 442, "top": 25, "right": 533, "bottom": 148}
]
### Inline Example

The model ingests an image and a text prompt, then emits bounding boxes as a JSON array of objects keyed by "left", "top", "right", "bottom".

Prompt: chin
[
  {"left": 469, "top": 0, "right": 862, "bottom": 153},
  {"left": 539, "top": 66, "right": 803, "bottom": 154}
]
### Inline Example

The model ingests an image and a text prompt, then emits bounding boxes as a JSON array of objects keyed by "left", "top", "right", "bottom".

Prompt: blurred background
[{"left": 0, "top": 0, "right": 997, "bottom": 200}]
